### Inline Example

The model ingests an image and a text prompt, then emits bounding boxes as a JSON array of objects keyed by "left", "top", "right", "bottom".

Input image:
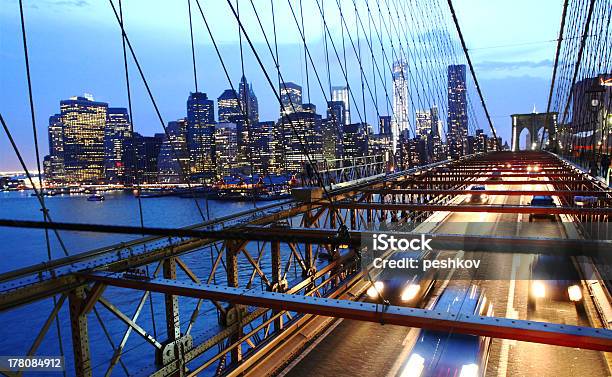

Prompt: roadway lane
[
  {"left": 283, "top": 183, "right": 609, "bottom": 377},
  {"left": 492, "top": 183, "right": 607, "bottom": 377},
  {"left": 432, "top": 182, "right": 608, "bottom": 377}
]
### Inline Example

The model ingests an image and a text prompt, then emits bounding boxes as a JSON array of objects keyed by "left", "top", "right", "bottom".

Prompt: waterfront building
[
  {"left": 157, "top": 119, "right": 189, "bottom": 183},
  {"left": 60, "top": 95, "right": 108, "bottom": 183},
  {"left": 104, "top": 108, "right": 131, "bottom": 184},
  {"left": 186, "top": 92, "right": 215, "bottom": 180},
  {"left": 124, "top": 133, "right": 163, "bottom": 184},
  {"left": 46, "top": 113, "right": 65, "bottom": 181},
  {"left": 214, "top": 122, "right": 238, "bottom": 177}
]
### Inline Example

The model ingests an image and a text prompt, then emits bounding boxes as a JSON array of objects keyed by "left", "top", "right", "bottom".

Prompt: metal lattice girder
[
  {"left": 398, "top": 180, "right": 593, "bottom": 185},
  {"left": 420, "top": 174, "right": 580, "bottom": 178},
  {"left": 1, "top": 220, "right": 612, "bottom": 261},
  {"left": 83, "top": 272, "right": 612, "bottom": 352},
  {"left": 360, "top": 189, "right": 612, "bottom": 197},
  {"left": 328, "top": 202, "right": 612, "bottom": 215}
]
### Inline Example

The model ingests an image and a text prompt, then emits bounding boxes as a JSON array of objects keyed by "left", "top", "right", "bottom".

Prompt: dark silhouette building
[
  {"left": 186, "top": 92, "right": 215, "bottom": 179},
  {"left": 447, "top": 65, "right": 468, "bottom": 159}
]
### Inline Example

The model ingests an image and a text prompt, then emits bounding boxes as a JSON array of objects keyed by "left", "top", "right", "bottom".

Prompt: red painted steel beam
[
  {"left": 456, "top": 168, "right": 567, "bottom": 172},
  {"left": 84, "top": 272, "right": 612, "bottom": 352},
  {"left": 360, "top": 189, "right": 612, "bottom": 197},
  {"left": 419, "top": 174, "right": 579, "bottom": 178},
  {"left": 2, "top": 219, "right": 609, "bottom": 258},
  {"left": 400, "top": 180, "right": 591, "bottom": 185},
  {"left": 329, "top": 202, "right": 612, "bottom": 215}
]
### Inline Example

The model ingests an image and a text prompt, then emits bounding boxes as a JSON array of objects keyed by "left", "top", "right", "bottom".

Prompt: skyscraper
[
  {"left": 416, "top": 110, "right": 432, "bottom": 137},
  {"left": 429, "top": 106, "right": 444, "bottom": 161},
  {"left": 217, "top": 89, "right": 241, "bottom": 123},
  {"left": 279, "top": 107, "right": 323, "bottom": 173},
  {"left": 324, "top": 101, "right": 346, "bottom": 161},
  {"left": 239, "top": 75, "right": 259, "bottom": 124},
  {"left": 447, "top": 64, "right": 468, "bottom": 159},
  {"left": 251, "top": 121, "right": 274, "bottom": 175},
  {"left": 235, "top": 75, "right": 260, "bottom": 170},
  {"left": 475, "top": 129, "right": 488, "bottom": 153},
  {"left": 379, "top": 115, "right": 392, "bottom": 136},
  {"left": 342, "top": 123, "right": 369, "bottom": 159},
  {"left": 60, "top": 96, "right": 108, "bottom": 182},
  {"left": 186, "top": 92, "right": 215, "bottom": 178},
  {"left": 214, "top": 122, "right": 238, "bottom": 177},
  {"left": 124, "top": 133, "right": 163, "bottom": 184},
  {"left": 104, "top": 108, "right": 131, "bottom": 184},
  {"left": 392, "top": 60, "right": 409, "bottom": 153},
  {"left": 326, "top": 100, "right": 346, "bottom": 128},
  {"left": 280, "top": 82, "right": 302, "bottom": 115},
  {"left": 157, "top": 118, "right": 189, "bottom": 183},
  {"left": 430, "top": 106, "right": 442, "bottom": 138},
  {"left": 47, "top": 114, "right": 65, "bottom": 181},
  {"left": 331, "top": 86, "right": 350, "bottom": 125}
]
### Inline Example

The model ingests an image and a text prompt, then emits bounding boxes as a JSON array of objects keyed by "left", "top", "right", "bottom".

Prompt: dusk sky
[{"left": 0, "top": 0, "right": 563, "bottom": 172}]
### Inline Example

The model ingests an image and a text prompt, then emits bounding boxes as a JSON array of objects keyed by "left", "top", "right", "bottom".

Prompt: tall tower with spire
[
  {"left": 237, "top": 75, "right": 259, "bottom": 172},
  {"left": 238, "top": 75, "right": 259, "bottom": 124}
]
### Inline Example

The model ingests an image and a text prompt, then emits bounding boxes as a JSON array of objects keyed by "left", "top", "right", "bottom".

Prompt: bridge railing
[
  {"left": 549, "top": 152, "right": 612, "bottom": 241},
  {"left": 302, "top": 154, "right": 387, "bottom": 188}
]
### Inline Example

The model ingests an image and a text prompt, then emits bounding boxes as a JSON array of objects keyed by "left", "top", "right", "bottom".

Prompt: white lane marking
[{"left": 497, "top": 257, "right": 520, "bottom": 377}]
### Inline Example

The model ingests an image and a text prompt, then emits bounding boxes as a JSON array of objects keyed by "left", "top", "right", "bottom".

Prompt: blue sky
[{"left": 0, "top": 0, "right": 562, "bottom": 171}]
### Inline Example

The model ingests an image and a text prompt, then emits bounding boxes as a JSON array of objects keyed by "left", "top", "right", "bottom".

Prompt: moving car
[
  {"left": 399, "top": 285, "right": 493, "bottom": 377},
  {"left": 528, "top": 195, "right": 556, "bottom": 222},
  {"left": 526, "top": 164, "right": 541, "bottom": 173},
  {"left": 365, "top": 251, "right": 437, "bottom": 307},
  {"left": 528, "top": 255, "right": 585, "bottom": 312},
  {"left": 487, "top": 170, "right": 503, "bottom": 181},
  {"left": 574, "top": 195, "right": 597, "bottom": 206},
  {"left": 466, "top": 185, "right": 488, "bottom": 204}
]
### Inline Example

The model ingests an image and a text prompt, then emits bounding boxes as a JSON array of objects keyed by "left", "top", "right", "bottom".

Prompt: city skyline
[
  {"left": 0, "top": 0, "right": 562, "bottom": 171},
  {"left": 39, "top": 64, "right": 502, "bottom": 185}
]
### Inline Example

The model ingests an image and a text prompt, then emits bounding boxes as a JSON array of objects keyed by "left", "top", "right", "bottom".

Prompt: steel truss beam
[
  {"left": 84, "top": 272, "right": 612, "bottom": 352},
  {"left": 419, "top": 174, "right": 579, "bottom": 178},
  {"left": 361, "top": 189, "right": 612, "bottom": 197},
  {"left": 0, "top": 220, "right": 610, "bottom": 258},
  {"left": 328, "top": 202, "right": 612, "bottom": 215},
  {"left": 397, "top": 180, "right": 592, "bottom": 185}
]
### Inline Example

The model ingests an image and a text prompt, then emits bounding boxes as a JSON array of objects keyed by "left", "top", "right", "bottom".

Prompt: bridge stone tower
[{"left": 511, "top": 112, "right": 558, "bottom": 151}]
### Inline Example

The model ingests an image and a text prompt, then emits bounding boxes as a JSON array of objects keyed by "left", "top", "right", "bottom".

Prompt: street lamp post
[{"left": 586, "top": 81, "right": 605, "bottom": 175}]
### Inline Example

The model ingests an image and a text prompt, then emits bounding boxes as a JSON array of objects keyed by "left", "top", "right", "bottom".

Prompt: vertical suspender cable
[
  {"left": 446, "top": 0, "right": 500, "bottom": 150},
  {"left": 541, "top": 0, "right": 569, "bottom": 151},
  {"left": 18, "top": 1, "right": 67, "bottom": 374}
]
